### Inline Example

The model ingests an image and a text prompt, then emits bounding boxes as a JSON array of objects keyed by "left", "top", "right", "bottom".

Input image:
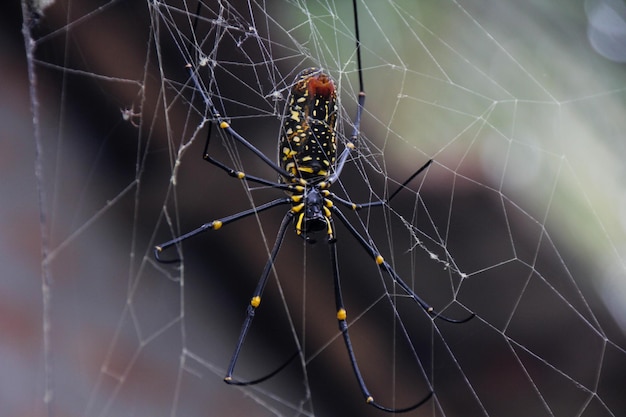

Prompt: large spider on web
[{"left": 155, "top": 0, "right": 474, "bottom": 413}]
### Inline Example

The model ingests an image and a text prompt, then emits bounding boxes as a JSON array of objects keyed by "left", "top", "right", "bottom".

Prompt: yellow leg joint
[
  {"left": 236, "top": 171, "right": 245, "bottom": 179},
  {"left": 212, "top": 220, "right": 223, "bottom": 230},
  {"left": 251, "top": 296, "right": 261, "bottom": 308},
  {"left": 366, "top": 396, "right": 374, "bottom": 404},
  {"left": 337, "top": 308, "right": 347, "bottom": 321},
  {"left": 220, "top": 121, "right": 230, "bottom": 129},
  {"left": 375, "top": 255, "right": 384, "bottom": 265},
  {"left": 326, "top": 219, "right": 334, "bottom": 236},
  {"left": 295, "top": 213, "right": 305, "bottom": 235}
]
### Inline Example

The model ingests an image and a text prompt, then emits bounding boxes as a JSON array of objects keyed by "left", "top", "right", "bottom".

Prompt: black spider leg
[
  {"left": 154, "top": 73, "right": 301, "bottom": 263},
  {"left": 329, "top": 159, "right": 434, "bottom": 216},
  {"left": 201, "top": 121, "right": 295, "bottom": 191},
  {"left": 224, "top": 211, "right": 301, "bottom": 385},
  {"left": 323, "top": 0, "right": 365, "bottom": 188},
  {"left": 154, "top": 198, "right": 292, "bottom": 263},
  {"left": 328, "top": 0, "right": 433, "bottom": 209},
  {"left": 332, "top": 206, "right": 474, "bottom": 324},
  {"left": 328, "top": 219, "right": 433, "bottom": 413},
  {"left": 186, "top": 64, "right": 301, "bottom": 185},
  {"left": 323, "top": 89, "right": 363, "bottom": 187},
  {"left": 325, "top": 42, "right": 432, "bottom": 204}
]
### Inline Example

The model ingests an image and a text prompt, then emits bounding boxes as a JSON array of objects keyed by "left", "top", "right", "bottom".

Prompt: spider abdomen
[{"left": 279, "top": 68, "right": 338, "bottom": 182}]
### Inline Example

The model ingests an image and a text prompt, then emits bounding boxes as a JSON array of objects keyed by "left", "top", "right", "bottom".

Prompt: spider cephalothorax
[{"left": 289, "top": 183, "right": 333, "bottom": 242}]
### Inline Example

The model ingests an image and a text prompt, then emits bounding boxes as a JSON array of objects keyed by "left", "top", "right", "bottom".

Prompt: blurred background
[{"left": 2, "top": 0, "right": 625, "bottom": 416}]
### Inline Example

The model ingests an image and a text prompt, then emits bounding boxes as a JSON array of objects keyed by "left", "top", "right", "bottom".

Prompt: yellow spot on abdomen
[{"left": 283, "top": 147, "right": 297, "bottom": 158}]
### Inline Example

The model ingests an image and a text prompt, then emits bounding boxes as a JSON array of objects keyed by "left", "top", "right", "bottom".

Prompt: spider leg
[
  {"left": 187, "top": 64, "right": 300, "bottom": 184},
  {"left": 328, "top": 0, "right": 433, "bottom": 204},
  {"left": 201, "top": 122, "right": 294, "bottom": 191},
  {"left": 154, "top": 198, "right": 291, "bottom": 263},
  {"left": 387, "top": 159, "right": 433, "bottom": 202},
  {"left": 328, "top": 221, "right": 433, "bottom": 413},
  {"left": 224, "top": 211, "right": 300, "bottom": 385},
  {"left": 330, "top": 193, "right": 385, "bottom": 211},
  {"left": 329, "top": 159, "right": 433, "bottom": 213},
  {"left": 323, "top": 0, "right": 365, "bottom": 187},
  {"left": 324, "top": 92, "right": 364, "bottom": 187},
  {"left": 331, "top": 206, "right": 474, "bottom": 324}
]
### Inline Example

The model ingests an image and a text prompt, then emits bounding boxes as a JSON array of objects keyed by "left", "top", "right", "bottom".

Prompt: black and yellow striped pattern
[{"left": 279, "top": 68, "right": 338, "bottom": 182}]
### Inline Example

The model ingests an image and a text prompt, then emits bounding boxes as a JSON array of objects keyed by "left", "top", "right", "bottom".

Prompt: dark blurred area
[{"left": 3, "top": 1, "right": 626, "bottom": 416}]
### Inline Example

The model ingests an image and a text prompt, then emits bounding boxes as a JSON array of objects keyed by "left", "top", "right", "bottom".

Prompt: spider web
[{"left": 11, "top": 0, "right": 626, "bottom": 416}]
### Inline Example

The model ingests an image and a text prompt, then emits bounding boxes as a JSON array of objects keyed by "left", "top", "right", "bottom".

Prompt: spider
[{"left": 155, "top": 0, "right": 474, "bottom": 412}]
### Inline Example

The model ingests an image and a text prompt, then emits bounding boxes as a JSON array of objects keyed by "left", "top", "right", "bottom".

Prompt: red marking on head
[{"left": 307, "top": 73, "right": 335, "bottom": 98}]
